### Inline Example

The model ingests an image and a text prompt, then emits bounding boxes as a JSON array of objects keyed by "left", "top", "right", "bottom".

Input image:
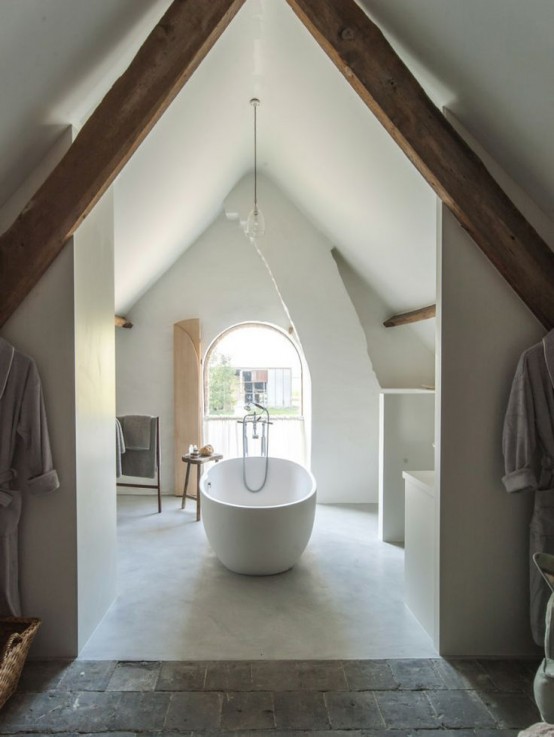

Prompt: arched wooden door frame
[{"left": 173, "top": 318, "right": 202, "bottom": 495}]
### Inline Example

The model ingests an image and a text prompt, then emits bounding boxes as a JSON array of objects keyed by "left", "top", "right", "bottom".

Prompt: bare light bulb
[{"left": 245, "top": 206, "right": 265, "bottom": 241}]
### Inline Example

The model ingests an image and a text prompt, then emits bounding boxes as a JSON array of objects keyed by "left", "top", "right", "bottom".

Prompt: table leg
[
  {"left": 181, "top": 462, "right": 191, "bottom": 510},
  {"left": 196, "top": 464, "right": 202, "bottom": 521}
]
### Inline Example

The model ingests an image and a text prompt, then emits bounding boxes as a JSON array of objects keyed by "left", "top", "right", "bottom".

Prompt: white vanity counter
[
  {"left": 402, "top": 470, "right": 435, "bottom": 494},
  {"left": 402, "top": 470, "right": 436, "bottom": 640}
]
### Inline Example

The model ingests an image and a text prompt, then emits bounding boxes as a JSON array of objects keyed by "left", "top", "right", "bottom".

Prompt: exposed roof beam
[
  {"left": 384, "top": 304, "right": 436, "bottom": 328},
  {"left": 286, "top": 0, "right": 554, "bottom": 329},
  {"left": 0, "top": 0, "right": 245, "bottom": 327}
]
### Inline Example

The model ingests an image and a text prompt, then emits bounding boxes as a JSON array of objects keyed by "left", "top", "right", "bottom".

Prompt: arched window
[{"left": 203, "top": 323, "right": 308, "bottom": 465}]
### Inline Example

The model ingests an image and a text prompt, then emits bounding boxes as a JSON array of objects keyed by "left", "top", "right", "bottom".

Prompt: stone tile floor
[{"left": 0, "top": 659, "right": 543, "bottom": 736}]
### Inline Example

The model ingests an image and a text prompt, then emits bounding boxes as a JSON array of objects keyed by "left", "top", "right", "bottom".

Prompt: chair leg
[
  {"left": 155, "top": 416, "right": 162, "bottom": 513},
  {"left": 196, "top": 465, "right": 202, "bottom": 522}
]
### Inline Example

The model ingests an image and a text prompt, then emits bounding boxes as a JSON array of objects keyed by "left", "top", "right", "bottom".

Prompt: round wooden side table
[{"left": 181, "top": 453, "right": 223, "bottom": 521}]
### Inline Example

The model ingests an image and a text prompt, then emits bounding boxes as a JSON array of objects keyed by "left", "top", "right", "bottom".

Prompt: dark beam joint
[
  {"left": 115, "top": 315, "right": 133, "bottom": 329},
  {"left": 384, "top": 304, "right": 436, "bottom": 328}
]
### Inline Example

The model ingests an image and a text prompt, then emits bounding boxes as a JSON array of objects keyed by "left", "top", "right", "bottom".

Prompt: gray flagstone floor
[{"left": 0, "top": 657, "right": 542, "bottom": 735}]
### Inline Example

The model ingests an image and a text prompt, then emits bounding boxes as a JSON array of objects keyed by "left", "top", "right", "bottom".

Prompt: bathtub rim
[{"left": 200, "top": 456, "right": 317, "bottom": 511}]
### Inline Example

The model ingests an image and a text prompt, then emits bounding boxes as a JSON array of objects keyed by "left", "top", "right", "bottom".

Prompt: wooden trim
[
  {"left": 0, "top": 0, "right": 245, "bottom": 327},
  {"left": 174, "top": 319, "right": 202, "bottom": 496},
  {"left": 384, "top": 304, "right": 436, "bottom": 328},
  {"left": 115, "top": 315, "right": 133, "bottom": 329},
  {"left": 286, "top": 0, "right": 554, "bottom": 329}
]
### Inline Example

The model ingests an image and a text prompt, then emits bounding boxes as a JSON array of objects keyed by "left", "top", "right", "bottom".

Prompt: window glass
[{"left": 205, "top": 325, "right": 302, "bottom": 417}]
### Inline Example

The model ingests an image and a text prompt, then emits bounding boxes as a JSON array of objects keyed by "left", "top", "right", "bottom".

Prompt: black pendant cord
[
  {"left": 250, "top": 98, "right": 260, "bottom": 211},
  {"left": 254, "top": 101, "right": 257, "bottom": 210}
]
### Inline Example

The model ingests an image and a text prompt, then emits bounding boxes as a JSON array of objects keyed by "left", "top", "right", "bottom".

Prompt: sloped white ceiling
[
  {"left": 0, "top": 0, "right": 171, "bottom": 207},
  {"left": 114, "top": 0, "right": 436, "bottom": 313},
  {"left": 358, "top": 0, "right": 554, "bottom": 223},
  {"left": 1, "top": 0, "right": 552, "bottom": 319}
]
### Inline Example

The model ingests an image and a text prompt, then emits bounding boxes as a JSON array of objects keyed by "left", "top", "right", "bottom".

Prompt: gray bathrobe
[
  {"left": 0, "top": 337, "right": 59, "bottom": 616},
  {"left": 503, "top": 329, "right": 554, "bottom": 645}
]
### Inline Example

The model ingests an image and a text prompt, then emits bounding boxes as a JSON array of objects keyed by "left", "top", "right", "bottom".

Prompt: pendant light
[{"left": 244, "top": 98, "right": 265, "bottom": 241}]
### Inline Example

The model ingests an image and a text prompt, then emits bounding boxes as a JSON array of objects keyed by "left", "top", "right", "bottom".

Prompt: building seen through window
[
  {"left": 238, "top": 367, "right": 293, "bottom": 410},
  {"left": 205, "top": 325, "right": 302, "bottom": 417}
]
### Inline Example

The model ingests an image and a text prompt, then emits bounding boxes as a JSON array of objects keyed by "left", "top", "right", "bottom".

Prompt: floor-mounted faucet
[{"left": 237, "top": 403, "right": 272, "bottom": 491}]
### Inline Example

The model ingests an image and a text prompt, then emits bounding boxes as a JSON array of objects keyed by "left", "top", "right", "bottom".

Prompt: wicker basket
[{"left": 0, "top": 618, "right": 41, "bottom": 710}]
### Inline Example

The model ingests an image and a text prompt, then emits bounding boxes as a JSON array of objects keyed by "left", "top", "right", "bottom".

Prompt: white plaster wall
[
  {"left": 73, "top": 191, "right": 117, "bottom": 651},
  {"left": 117, "top": 175, "right": 379, "bottom": 503},
  {"left": 116, "top": 207, "right": 289, "bottom": 497},
  {"left": 333, "top": 249, "right": 435, "bottom": 388},
  {"left": 437, "top": 206, "right": 544, "bottom": 656},
  {"left": 229, "top": 176, "right": 380, "bottom": 503}
]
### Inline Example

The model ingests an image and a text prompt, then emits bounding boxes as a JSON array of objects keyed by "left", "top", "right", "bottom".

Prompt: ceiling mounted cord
[
  {"left": 253, "top": 98, "right": 258, "bottom": 211},
  {"left": 243, "top": 98, "right": 296, "bottom": 336},
  {"left": 244, "top": 98, "right": 265, "bottom": 241}
]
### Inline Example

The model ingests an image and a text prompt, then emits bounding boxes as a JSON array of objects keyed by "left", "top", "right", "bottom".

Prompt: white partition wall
[
  {"left": 1, "top": 136, "right": 117, "bottom": 655},
  {"left": 73, "top": 192, "right": 118, "bottom": 651},
  {"left": 2, "top": 246, "right": 79, "bottom": 656},
  {"left": 436, "top": 205, "right": 543, "bottom": 656},
  {"left": 404, "top": 470, "right": 436, "bottom": 637},
  {"left": 379, "top": 390, "right": 435, "bottom": 543}
]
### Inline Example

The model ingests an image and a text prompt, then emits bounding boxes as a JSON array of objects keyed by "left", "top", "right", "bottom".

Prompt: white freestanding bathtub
[{"left": 200, "top": 457, "right": 317, "bottom": 575}]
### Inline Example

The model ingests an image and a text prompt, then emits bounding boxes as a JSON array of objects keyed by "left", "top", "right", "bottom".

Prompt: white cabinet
[
  {"left": 378, "top": 390, "right": 434, "bottom": 543},
  {"left": 403, "top": 470, "right": 436, "bottom": 638}
]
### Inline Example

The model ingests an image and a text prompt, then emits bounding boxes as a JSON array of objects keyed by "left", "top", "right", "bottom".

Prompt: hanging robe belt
[{"left": 0, "top": 469, "right": 16, "bottom": 507}]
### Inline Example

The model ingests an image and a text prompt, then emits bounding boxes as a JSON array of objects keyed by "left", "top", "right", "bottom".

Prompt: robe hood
[
  {"left": 0, "top": 337, "right": 15, "bottom": 402},
  {"left": 544, "top": 329, "right": 554, "bottom": 390}
]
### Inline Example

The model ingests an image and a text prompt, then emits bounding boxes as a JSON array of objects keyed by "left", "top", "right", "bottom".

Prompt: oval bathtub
[{"left": 200, "top": 457, "right": 316, "bottom": 575}]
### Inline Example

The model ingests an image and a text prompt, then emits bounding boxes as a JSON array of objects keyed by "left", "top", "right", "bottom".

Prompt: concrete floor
[{"left": 80, "top": 496, "right": 438, "bottom": 660}]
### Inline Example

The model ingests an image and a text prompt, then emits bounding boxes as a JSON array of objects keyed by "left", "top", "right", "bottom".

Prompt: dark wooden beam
[
  {"left": 115, "top": 315, "right": 133, "bottom": 329},
  {"left": 286, "top": 0, "right": 554, "bottom": 329},
  {"left": 384, "top": 304, "right": 436, "bottom": 328},
  {"left": 0, "top": 0, "right": 245, "bottom": 326}
]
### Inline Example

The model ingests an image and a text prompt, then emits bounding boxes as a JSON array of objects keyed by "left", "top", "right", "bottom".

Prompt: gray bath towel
[
  {"left": 115, "top": 418, "right": 125, "bottom": 478},
  {"left": 121, "top": 415, "right": 152, "bottom": 450},
  {"left": 119, "top": 415, "right": 157, "bottom": 478}
]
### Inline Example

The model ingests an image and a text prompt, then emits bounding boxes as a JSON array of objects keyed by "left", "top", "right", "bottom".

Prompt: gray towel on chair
[
  {"left": 115, "top": 418, "right": 125, "bottom": 477},
  {"left": 121, "top": 415, "right": 152, "bottom": 450},
  {"left": 119, "top": 416, "right": 157, "bottom": 478}
]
